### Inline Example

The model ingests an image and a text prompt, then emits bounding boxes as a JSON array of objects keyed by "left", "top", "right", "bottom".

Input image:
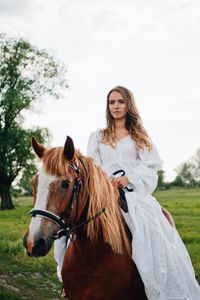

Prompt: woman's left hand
[{"left": 111, "top": 176, "right": 129, "bottom": 188}]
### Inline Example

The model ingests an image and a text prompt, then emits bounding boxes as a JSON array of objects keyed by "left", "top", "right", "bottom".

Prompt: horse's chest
[{"left": 62, "top": 246, "right": 147, "bottom": 300}]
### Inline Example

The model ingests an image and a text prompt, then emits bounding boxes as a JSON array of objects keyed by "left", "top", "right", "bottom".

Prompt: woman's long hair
[{"left": 101, "top": 86, "right": 152, "bottom": 150}]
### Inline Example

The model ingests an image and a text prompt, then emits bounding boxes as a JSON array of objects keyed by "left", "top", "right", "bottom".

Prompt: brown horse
[{"left": 23, "top": 136, "right": 174, "bottom": 300}]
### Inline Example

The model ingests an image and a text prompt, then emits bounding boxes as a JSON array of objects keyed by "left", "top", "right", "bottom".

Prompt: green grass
[
  {"left": 0, "top": 189, "right": 200, "bottom": 299},
  {"left": 153, "top": 188, "right": 200, "bottom": 282},
  {"left": 0, "top": 197, "right": 62, "bottom": 300}
]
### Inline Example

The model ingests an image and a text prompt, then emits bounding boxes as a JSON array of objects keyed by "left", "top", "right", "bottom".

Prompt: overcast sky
[{"left": 0, "top": 0, "right": 200, "bottom": 180}]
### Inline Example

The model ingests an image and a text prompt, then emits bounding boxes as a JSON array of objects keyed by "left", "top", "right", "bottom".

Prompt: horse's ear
[
  {"left": 31, "top": 136, "right": 46, "bottom": 158},
  {"left": 64, "top": 136, "right": 75, "bottom": 160}
]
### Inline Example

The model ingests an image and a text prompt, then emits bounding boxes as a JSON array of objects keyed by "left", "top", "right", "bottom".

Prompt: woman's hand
[{"left": 111, "top": 176, "right": 129, "bottom": 188}]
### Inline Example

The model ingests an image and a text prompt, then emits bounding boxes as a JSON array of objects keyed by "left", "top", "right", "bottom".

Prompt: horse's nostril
[
  {"left": 35, "top": 238, "right": 46, "bottom": 251},
  {"left": 30, "top": 238, "right": 48, "bottom": 256}
]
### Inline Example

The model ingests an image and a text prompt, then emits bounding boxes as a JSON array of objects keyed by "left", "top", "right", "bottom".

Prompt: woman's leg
[{"left": 54, "top": 236, "right": 69, "bottom": 282}]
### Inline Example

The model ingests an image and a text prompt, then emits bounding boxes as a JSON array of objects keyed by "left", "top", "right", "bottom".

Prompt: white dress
[{"left": 86, "top": 131, "right": 200, "bottom": 300}]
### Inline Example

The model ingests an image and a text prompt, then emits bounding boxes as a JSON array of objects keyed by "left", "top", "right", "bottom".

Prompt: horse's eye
[{"left": 61, "top": 180, "right": 69, "bottom": 189}]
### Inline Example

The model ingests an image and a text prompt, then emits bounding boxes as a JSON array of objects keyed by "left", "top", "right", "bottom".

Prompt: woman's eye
[{"left": 61, "top": 180, "right": 69, "bottom": 189}]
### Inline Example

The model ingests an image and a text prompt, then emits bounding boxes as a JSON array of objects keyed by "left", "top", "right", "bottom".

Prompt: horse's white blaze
[{"left": 28, "top": 168, "right": 56, "bottom": 239}]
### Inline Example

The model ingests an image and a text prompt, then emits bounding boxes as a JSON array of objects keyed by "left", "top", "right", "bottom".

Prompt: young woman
[
  {"left": 86, "top": 86, "right": 200, "bottom": 299},
  {"left": 55, "top": 85, "right": 200, "bottom": 299}
]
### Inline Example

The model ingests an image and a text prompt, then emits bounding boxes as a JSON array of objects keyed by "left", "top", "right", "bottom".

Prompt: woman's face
[{"left": 108, "top": 91, "right": 127, "bottom": 120}]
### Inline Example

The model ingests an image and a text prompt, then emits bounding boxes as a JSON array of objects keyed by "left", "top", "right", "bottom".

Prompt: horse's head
[{"left": 23, "top": 136, "right": 85, "bottom": 257}]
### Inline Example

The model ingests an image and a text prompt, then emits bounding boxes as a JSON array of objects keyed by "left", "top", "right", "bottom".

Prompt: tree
[
  {"left": 170, "top": 175, "right": 184, "bottom": 188},
  {"left": 176, "top": 163, "right": 192, "bottom": 187},
  {"left": 18, "top": 164, "right": 38, "bottom": 196},
  {"left": 0, "top": 33, "right": 68, "bottom": 209},
  {"left": 192, "top": 149, "right": 200, "bottom": 184},
  {"left": 14, "top": 127, "right": 51, "bottom": 197},
  {"left": 157, "top": 170, "right": 165, "bottom": 189},
  {"left": 174, "top": 149, "right": 200, "bottom": 188}
]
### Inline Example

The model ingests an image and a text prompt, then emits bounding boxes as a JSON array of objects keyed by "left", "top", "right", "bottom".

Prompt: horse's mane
[{"left": 41, "top": 147, "right": 131, "bottom": 257}]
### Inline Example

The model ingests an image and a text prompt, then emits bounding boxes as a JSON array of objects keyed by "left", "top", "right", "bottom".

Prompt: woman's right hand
[{"left": 111, "top": 176, "right": 129, "bottom": 189}]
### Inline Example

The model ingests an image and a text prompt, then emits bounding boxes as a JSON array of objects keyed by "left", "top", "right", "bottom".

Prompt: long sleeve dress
[{"left": 87, "top": 130, "right": 200, "bottom": 300}]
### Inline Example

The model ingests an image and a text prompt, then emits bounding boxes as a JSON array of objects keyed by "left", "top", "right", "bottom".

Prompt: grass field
[
  {"left": 0, "top": 196, "right": 62, "bottom": 300},
  {"left": 0, "top": 188, "right": 200, "bottom": 299}
]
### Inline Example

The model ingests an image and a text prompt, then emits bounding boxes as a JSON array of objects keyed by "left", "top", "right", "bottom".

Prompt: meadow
[{"left": 0, "top": 188, "right": 199, "bottom": 299}]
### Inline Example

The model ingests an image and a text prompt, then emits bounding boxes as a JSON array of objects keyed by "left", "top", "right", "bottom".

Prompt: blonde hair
[
  {"left": 101, "top": 86, "right": 152, "bottom": 150},
  {"left": 79, "top": 155, "right": 131, "bottom": 256}
]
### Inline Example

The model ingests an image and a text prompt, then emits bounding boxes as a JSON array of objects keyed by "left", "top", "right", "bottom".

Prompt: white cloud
[{"left": 0, "top": 0, "right": 40, "bottom": 16}]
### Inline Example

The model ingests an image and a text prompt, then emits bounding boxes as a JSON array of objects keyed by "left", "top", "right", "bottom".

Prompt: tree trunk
[{"left": 0, "top": 183, "right": 15, "bottom": 209}]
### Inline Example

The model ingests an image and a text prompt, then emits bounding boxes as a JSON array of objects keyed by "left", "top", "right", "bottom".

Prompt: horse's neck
[
  {"left": 73, "top": 199, "right": 132, "bottom": 259},
  {"left": 75, "top": 225, "right": 132, "bottom": 262},
  {"left": 68, "top": 196, "right": 108, "bottom": 259},
  {"left": 75, "top": 226, "right": 111, "bottom": 260}
]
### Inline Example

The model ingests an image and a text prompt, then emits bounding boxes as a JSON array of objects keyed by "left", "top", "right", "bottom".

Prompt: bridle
[{"left": 30, "top": 161, "right": 105, "bottom": 241}]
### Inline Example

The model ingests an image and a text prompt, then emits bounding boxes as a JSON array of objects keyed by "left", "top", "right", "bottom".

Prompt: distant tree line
[{"left": 157, "top": 149, "right": 200, "bottom": 190}]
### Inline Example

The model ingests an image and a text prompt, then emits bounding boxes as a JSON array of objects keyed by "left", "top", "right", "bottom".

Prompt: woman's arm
[
  {"left": 87, "top": 131, "right": 103, "bottom": 166},
  {"left": 126, "top": 142, "right": 162, "bottom": 195}
]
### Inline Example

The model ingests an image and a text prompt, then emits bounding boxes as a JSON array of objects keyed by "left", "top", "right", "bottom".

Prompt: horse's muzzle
[{"left": 23, "top": 233, "right": 53, "bottom": 257}]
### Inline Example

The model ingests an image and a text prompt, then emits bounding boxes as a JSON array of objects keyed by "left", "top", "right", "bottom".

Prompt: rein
[{"left": 30, "top": 161, "right": 105, "bottom": 240}]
